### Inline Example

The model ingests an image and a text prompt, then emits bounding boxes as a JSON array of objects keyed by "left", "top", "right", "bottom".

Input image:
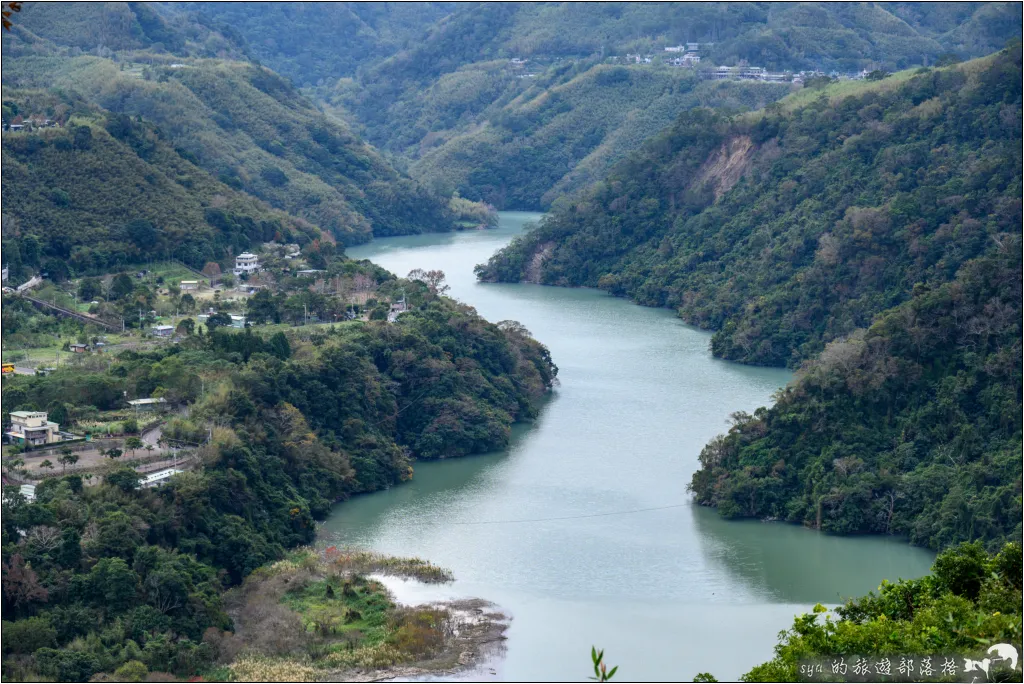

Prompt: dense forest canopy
[
  {"left": 478, "top": 50, "right": 1022, "bottom": 366},
  {"left": 1, "top": 288, "right": 556, "bottom": 681}
]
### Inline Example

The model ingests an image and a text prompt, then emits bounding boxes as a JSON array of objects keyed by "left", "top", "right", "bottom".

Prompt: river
[{"left": 333, "top": 212, "right": 935, "bottom": 682}]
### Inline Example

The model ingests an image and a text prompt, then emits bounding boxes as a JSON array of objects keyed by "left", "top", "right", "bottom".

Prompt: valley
[{"left": 1, "top": 3, "right": 1021, "bottom": 683}]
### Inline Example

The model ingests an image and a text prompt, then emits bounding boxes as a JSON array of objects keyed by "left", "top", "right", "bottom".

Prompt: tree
[
  {"left": 113, "top": 661, "right": 148, "bottom": 682},
  {"left": 105, "top": 448, "right": 123, "bottom": 461},
  {"left": 408, "top": 268, "right": 450, "bottom": 295},
  {"left": 78, "top": 277, "right": 103, "bottom": 302},
  {"left": 110, "top": 273, "right": 135, "bottom": 300},
  {"left": 202, "top": 262, "right": 222, "bottom": 280},
  {"left": 126, "top": 219, "right": 157, "bottom": 248},
  {"left": 125, "top": 437, "right": 143, "bottom": 456},
  {"left": 206, "top": 311, "right": 232, "bottom": 331},
  {"left": 246, "top": 289, "right": 280, "bottom": 324},
  {"left": 268, "top": 332, "right": 291, "bottom": 359},
  {"left": 179, "top": 293, "right": 197, "bottom": 314},
  {"left": 123, "top": 417, "right": 139, "bottom": 434},
  {"left": 39, "top": 459, "right": 54, "bottom": 472},
  {"left": 176, "top": 318, "right": 195, "bottom": 336},
  {"left": 105, "top": 468, "right": 140, "bottom": 492},
  {"left": 1, "top": 554, "right": 48, "bottom": 612},
  {"left": 57, "top": 448, "right": 79, "bottom": 475}
]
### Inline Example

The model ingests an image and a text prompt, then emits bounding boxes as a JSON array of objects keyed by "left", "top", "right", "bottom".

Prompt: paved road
[{"left": 141, "top": 423, "right": 163, "bottom": 447}]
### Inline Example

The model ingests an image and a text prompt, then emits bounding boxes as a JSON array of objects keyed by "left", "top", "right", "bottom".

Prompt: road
[{"left": 141, "top": 422, "right": 163, "bottom": 447}]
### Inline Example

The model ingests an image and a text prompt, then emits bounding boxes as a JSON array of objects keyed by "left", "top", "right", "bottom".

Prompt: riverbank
[
  {"left": 335, "top": 214, "right": 935, "bottom": 681},
  {"left": 220, "top": 549, "right": 508, "bottom": 682}
]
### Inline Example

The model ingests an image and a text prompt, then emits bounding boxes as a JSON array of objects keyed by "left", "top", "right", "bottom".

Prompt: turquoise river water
[{"left": 331, "top": 212, "right": 935, "bottom": 681}]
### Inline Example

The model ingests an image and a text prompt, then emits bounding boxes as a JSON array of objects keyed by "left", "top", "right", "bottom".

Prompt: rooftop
[{"left": 127, "top": 398, "right": 168, "bottom": 406}]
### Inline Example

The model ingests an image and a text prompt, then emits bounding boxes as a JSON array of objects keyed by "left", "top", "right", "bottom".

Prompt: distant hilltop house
[
  {"left": 70, "top": 343, "right": 89, "bottom": 353},
  {"left": 387, "top": 296, "right": 408, "bottom": 323},
  {"left": 2, "top": 265, "right": 8, "bottom": 282},
  {"left": 669, "top": 53, "right": 701, "bottom": 67},
  {"left": 626, "top": 53, "right": 653, "bottom": 64},
  {"left": 3, "top": 117, "right": 58, "bottom": 133},
  {"left": 703, "top": 65, "right": 790, "bottom": 82},
  {"left": 666, "top": 42, "right": 705, "bottom": 53},
  {"left": 127, "top": 397, "right": 168, "bottom": 412},
  {"left": 6, "top": 411, "right": 70, "bottom": 446},
  {"left": 233, "top": 252, "right": 261, "bottom": 276},
  {"left": 509, "top": 57, "right": 528, "bottom": 66},
  {"left": 197, "top": 313, "right": 246, "bottom": 328},
  {"left": 151, "top": 325, "right": 175, "bottom": 337}
]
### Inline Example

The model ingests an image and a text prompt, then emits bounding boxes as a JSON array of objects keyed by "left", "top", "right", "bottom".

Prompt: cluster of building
[
  {"left": 2, "top": 116, "right": 60, "bottom": 133},
  {"left": 702, "top": 65, "right": 791, "bottom": 82}
]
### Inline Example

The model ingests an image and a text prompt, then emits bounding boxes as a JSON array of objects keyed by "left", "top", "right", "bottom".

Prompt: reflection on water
[
  {"left": 691, "top": 506, "right": 934, "bottom": 604},
  {"left": 332, "top": 213, "right": 936, "bottom": 681}
]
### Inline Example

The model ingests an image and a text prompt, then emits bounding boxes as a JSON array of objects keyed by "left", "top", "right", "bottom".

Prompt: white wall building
[{"left": 233, "top": 252, "right": 260, "bottom": 276}]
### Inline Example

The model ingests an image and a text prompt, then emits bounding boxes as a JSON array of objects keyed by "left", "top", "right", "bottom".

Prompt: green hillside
[
  {"left": 408, "top": 65, "right": 790, "bottom": 208},
  {"left": 2, "top": 5, "right": 456, "bottom": 245},
  {"left": 478, "top": 51, "right": 1022, "bottom": 366},
  {"left": 690, "top": 246, "right": 1021, "bottom": 550},
  {"left": 194, "top": 2, "right": 455, "bottom": 86},
  {"left": 283, "top": 2, "right": 1020, "bottom": 208},
  {"left": 478, "top": 48, "right": 1023, "bottom": 551},
  {"left": 1, "top": 90, "right": 317, "bottom": 280}
]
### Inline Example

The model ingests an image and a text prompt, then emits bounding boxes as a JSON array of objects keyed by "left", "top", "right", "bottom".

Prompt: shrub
[{"left": 113, "top": 660, "right": 148, "bottom": 682}]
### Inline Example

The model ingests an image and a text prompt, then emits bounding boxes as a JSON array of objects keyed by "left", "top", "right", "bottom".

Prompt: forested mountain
[
  {"left": 1, "top": 288, "right": 556, "bottom": 681},
  {"left": 405, "top": 66, "right": 789, "bottom": 209},
  {"left": 691, "top": 246, "right": 1021, "bottom": 550},
  {"left": 1, "top": 90, "right": 321, "bottom": 279},
  {"left": 205, "top": 2, "right": 1021, "bottom": 209},
  {"left": 477, "top": 48, "right": 1023, "bottom": 551},
  {"left": 2, "top": 2, "right": 456, "bottom": 250},
  {"left": 193, "top": 2, "right": 455, "bottom": 86},
  {"left": 478, "top": 50, "right": 1022, "bottom": 365}
]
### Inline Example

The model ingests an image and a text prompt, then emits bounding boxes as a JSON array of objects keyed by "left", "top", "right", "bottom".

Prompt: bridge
[{"left": 18, "top": 293, "right": 121, "bottom": 331}]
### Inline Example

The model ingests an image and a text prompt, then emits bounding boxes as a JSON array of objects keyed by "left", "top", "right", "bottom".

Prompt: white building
[
  {"left": 233, "top": 252, "right": 260, "bottom": 276},
  {"left": 7, "top": 411, "right": 63, "bottom": 446},
  {"left": 127, "top": 397, "right": 168, "bottom": 412},
  {"left": 152, "top": 325, "right": 175, "bottom": 337},
  {"left": 2, "top": 484, "right": 35, "bottom": 504},
  {"left": 180, "top": 280, "right": 199, "bottom": 291},
  {"left": 141, "top": 468, "right": 183, "bottom": 489}
]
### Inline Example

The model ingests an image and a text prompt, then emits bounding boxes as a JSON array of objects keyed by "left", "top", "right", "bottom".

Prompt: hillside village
[{"left": 0, "top": 239, "right": 436, "bottom": 494}]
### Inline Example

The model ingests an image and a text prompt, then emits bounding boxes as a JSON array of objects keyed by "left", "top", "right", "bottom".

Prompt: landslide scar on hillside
[{"left": 695, "top": 135, "right": 756, "bottom": 201}]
